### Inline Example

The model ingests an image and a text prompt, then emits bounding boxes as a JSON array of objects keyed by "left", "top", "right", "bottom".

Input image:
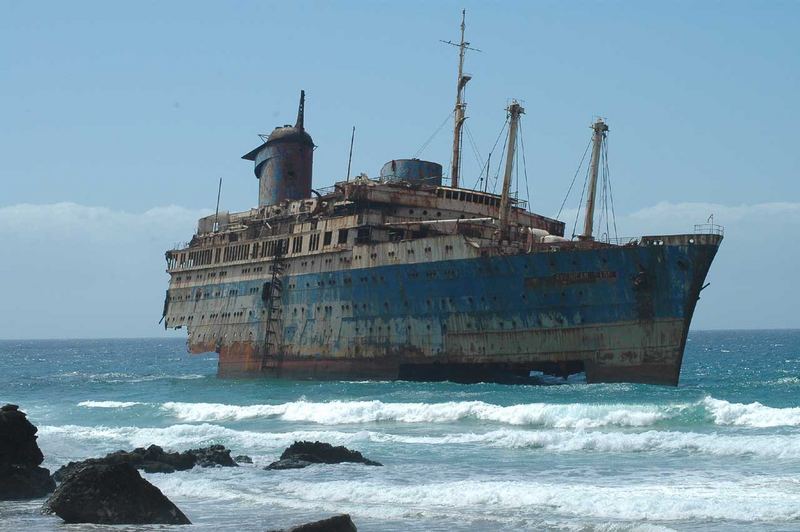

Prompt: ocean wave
[
  {"left": 37, "top": 422, "right": 800, "bottom": 460},
  {"left": 152, "top": 474, "right": 800, "bottom": 523},
  {"left": 379, "top": 428, "right": 800, "bottom": 458},
  {"left": 161, "top": 400, "right": 672, "bottom": 428},
  {"left": 270, "top": 478, "right": 800, "bottom": 522},
  {"left": 161, "top": 397, "right": 800, "bottom": 429},
  {"left": 37, "top": 423, "right": 369, "bottom": 455},
  {"left": 78, "top": 400, "right": 145, "bottom": 408},
  {"left": 771, "top": 376, "right": 800, "bottom": 385},
  {"left": 703, "top": 397, "right": 800, "bottom": 427}
]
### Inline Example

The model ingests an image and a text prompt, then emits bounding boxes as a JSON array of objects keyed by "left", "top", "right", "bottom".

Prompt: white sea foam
[
  {"left": 161, "top": 400, "right": 671, "bottom": 428},
  {"left": 37, "top": 422, "right": 800, "bottom": 460},
  {"left": 37, "top": 423, "right": 369, "bottom": 454},
  {"left": 77, "top": 400, "right": 144, "bottom": 408},
  {"left": 703, "top": 397, "right": 800, "bottom": 427},
  {"left": 771, "top": 376, "right": 800, "bottom": 385},
  {"left": 384, "top": 428, "right": 800, "bottom": 458},
  {"left": 153, "top": 473, "right": 800, "bottom": 523},
  {"left": 159, "top": 396, "right": 800, "bottom": 429}
]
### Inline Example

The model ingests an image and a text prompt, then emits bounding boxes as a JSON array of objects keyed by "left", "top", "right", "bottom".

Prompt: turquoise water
[{"left": 1, "top": 330, "right": 799, "bottom": 531}]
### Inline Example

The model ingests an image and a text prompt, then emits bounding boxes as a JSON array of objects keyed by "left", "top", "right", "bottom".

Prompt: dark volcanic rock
[
  {"left": 45, "top": 463, "right": 190, "bottom": 524},
  {"left": 266, "top": 441, "right": 381, "bottom": 470},
  {"left": 53, "top": 443, "right": 236, "bottom": 481},
  {"left": 234, "top": 454, "right": 253, "bottom": 464},
  {"left": 269, "top": 514, "right": 357, "bottom": 532},
  {"left": 0, "top": 404, "right": 56, "bottom": 499},
  {"left": 0, "top": 464, "right": 56, "bottom": 500},
  {"left": 190, "top": 444, "right": 236, "bottom": 467}
]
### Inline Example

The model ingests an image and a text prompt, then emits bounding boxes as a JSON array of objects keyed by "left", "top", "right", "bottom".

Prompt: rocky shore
[
  {"left": 53, "top": 443, "right": 238, "bottom": 480},
  {"left": 266, "top": 440, "right": 382, "bottom": 470},
  {"left": 0, "top": 404, "right": 55, "bottom": 499},
  {"left": 1, "top": 404, "right": 370, "bottom": 529}
]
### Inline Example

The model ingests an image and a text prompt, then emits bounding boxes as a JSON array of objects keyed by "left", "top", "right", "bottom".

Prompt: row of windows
[
  {"left": 172, "top": 229, "right": 354, "bottom": 271},
  {"left": 436, "top": 188, "right": 502, "bottom": 207}
]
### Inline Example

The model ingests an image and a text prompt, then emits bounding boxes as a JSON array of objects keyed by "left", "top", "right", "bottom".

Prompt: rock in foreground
[
  {"left": 53, "top": 443, "right": 236, "bottom": 481},
  {"left": 269, "top": 514, "right": 357, "bottom": 532},
  {"left": 266, "top": 441, "right": 381, "bottom": 470},
  {"left": 45, "top": 463, "right": 190, "bottom": 525},
  {"left": 0, "top": 404, "right": 56, "bottom": 499}
]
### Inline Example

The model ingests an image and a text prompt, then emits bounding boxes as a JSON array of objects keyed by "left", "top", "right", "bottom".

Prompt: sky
[{"left": 1, "top": 0, "right": 798, "bottom": 338}]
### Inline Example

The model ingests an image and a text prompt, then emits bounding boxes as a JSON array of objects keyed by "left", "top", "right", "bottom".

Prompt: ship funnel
[{"left": 242, "top": 90, "right": 314, "bottom": 207}]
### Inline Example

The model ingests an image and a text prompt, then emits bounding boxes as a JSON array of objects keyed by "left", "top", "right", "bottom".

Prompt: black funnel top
[{"left": 242, "top": 90, "right": 314, "bottom": 161}]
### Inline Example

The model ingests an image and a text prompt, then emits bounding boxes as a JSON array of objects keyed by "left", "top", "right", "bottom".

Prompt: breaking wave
[
  {"left": 78, "top": 400, "right": 145, "bottom": 408},
  {"left": 159, "top": 397, "right": 800, "bottom": 429},
  {"left": 153, "top": 475, "right": 800, "bottom": 523},
  {"left": 36, "top": 423, "right": 800, "bottom": 460},
  {"left": 161, "top": 400, "right": 672, "bottom": 428},
  {"left": 703, "top": 397, "right": 800, "bottom": 427}
]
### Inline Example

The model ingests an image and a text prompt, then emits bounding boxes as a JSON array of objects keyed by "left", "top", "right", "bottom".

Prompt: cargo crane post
[
  {"left": 499, "top": 101, "right": 524, "bottom": 241},
  {"left": 580, "top": 118, "right": 609, "bottom": 241}
]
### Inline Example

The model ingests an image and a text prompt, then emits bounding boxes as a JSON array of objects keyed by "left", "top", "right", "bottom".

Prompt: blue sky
[{"left": 1, "top": 1, "right": 798, "bottom": 338}]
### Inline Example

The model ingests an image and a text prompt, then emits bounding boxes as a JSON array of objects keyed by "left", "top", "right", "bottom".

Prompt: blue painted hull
[{"left": 173, "top": 233, "right": 721, "bottom": 385}]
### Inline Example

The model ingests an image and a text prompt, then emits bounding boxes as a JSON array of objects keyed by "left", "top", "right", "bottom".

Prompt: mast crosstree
[{"left": 441, "top": 10, "right": 480, "bottom": 189}]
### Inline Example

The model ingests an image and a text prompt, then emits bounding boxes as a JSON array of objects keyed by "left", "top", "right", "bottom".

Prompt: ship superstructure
[{"left": 162, "top": 16, "right": 721, "bottom": 385}]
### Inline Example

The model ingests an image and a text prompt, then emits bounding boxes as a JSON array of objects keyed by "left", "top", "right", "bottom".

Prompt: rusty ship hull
[{"left": 165, "top": 220, "right": 721, "bottom": 385}]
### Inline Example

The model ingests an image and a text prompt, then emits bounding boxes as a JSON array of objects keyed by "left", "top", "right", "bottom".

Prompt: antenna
[
  {"left": 295, "top": 90, "right": 305, "bottom": 130},
  {"left": 441, "top": 10, "right": 481, "bottom": 189},
  {"left": 346, "top": 126, "right": 355, "bottom": 182},
  {"left": 214, "top": 177, "right": 222, "bottom": 232}
]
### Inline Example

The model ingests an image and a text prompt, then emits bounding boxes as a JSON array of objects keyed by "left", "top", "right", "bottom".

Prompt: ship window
[
  {"left": 409, "top": 209, "right": 414, "bottom": 214},
  {"left": 337, "top": 229, "right": 348, "bottom": 244},
  {"left": 292, "top": 236, "right": 303, "bottom": 253},
  {"left": 308, "top": 233, "right": 320, "bottom": 251},
  {"left": 355, "top": 227, "right": 370, "bottom": 244},
  {"left": 323, "top": 231, "right": 332, "bottom": 246}
]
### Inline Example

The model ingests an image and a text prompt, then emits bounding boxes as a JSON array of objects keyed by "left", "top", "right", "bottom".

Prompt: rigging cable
[
  {"left": 472, "top": 117, "right": 509, "bottom": 192},
  {"left": 518, "top": 119, "right": 532, "bottom": 207},
  {"left": 556, "top": 138, "right": 592, "bottom": 220},
  {"left": 571, "top": 159, "right": 591, "bottom": 239},
  {"left": 413, "top": 110, "right": 455, "bottom": 159},
  {"left": 491, "top": 122, "right": 510, "bottom": 195},
  {"left": 514, "top": 135, "right": 519, "bottom": 201},
  {"left": 603, "top": 137, "right": 619, "bottom": 241},
  {"left": 464, "top": 123, "right": 486, "bottom": 189}
]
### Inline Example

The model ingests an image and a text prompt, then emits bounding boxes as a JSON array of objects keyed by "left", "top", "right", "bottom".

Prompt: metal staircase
[{"left": 260, "top": 252, "right": 287, "bottom": 372}]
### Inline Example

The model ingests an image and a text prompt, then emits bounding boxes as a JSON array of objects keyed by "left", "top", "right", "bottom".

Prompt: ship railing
[
  {"left": 314, "top": 184, "right": 338, "bottom": 196},
  {"left": 693, "top": 223, "right": 724, "bottom": 236},
  {"left": 600, "top": 236, "right": 640, "bottom": 246}
]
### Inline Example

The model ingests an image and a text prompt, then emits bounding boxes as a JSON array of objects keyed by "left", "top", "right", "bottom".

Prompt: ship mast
[
  {"left": 498, "top": 101, "right": 524, "bottom": 240},
  {"left": 580, "top": 118, "right": 609, "bottom": 241},
  {"left": 445, "top": 10, "right": 474, "bottom": 189}
]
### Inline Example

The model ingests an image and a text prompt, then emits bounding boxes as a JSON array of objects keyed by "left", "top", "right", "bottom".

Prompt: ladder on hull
[{"left": 260, "top": 253, "right": 287, "bottom": 371}]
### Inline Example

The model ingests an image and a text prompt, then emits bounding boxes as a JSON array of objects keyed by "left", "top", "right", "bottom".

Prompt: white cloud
[
  {"left": 628, "top": 201, "right": 800, "bottom": 224},
  {"left": 0, "top": 202, "right": 210, "bottom": 241}
]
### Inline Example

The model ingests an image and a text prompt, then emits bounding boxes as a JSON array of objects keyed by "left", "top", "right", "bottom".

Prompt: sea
[{"left": 1, "top": 330, "right": 799, "bottom": 531}]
